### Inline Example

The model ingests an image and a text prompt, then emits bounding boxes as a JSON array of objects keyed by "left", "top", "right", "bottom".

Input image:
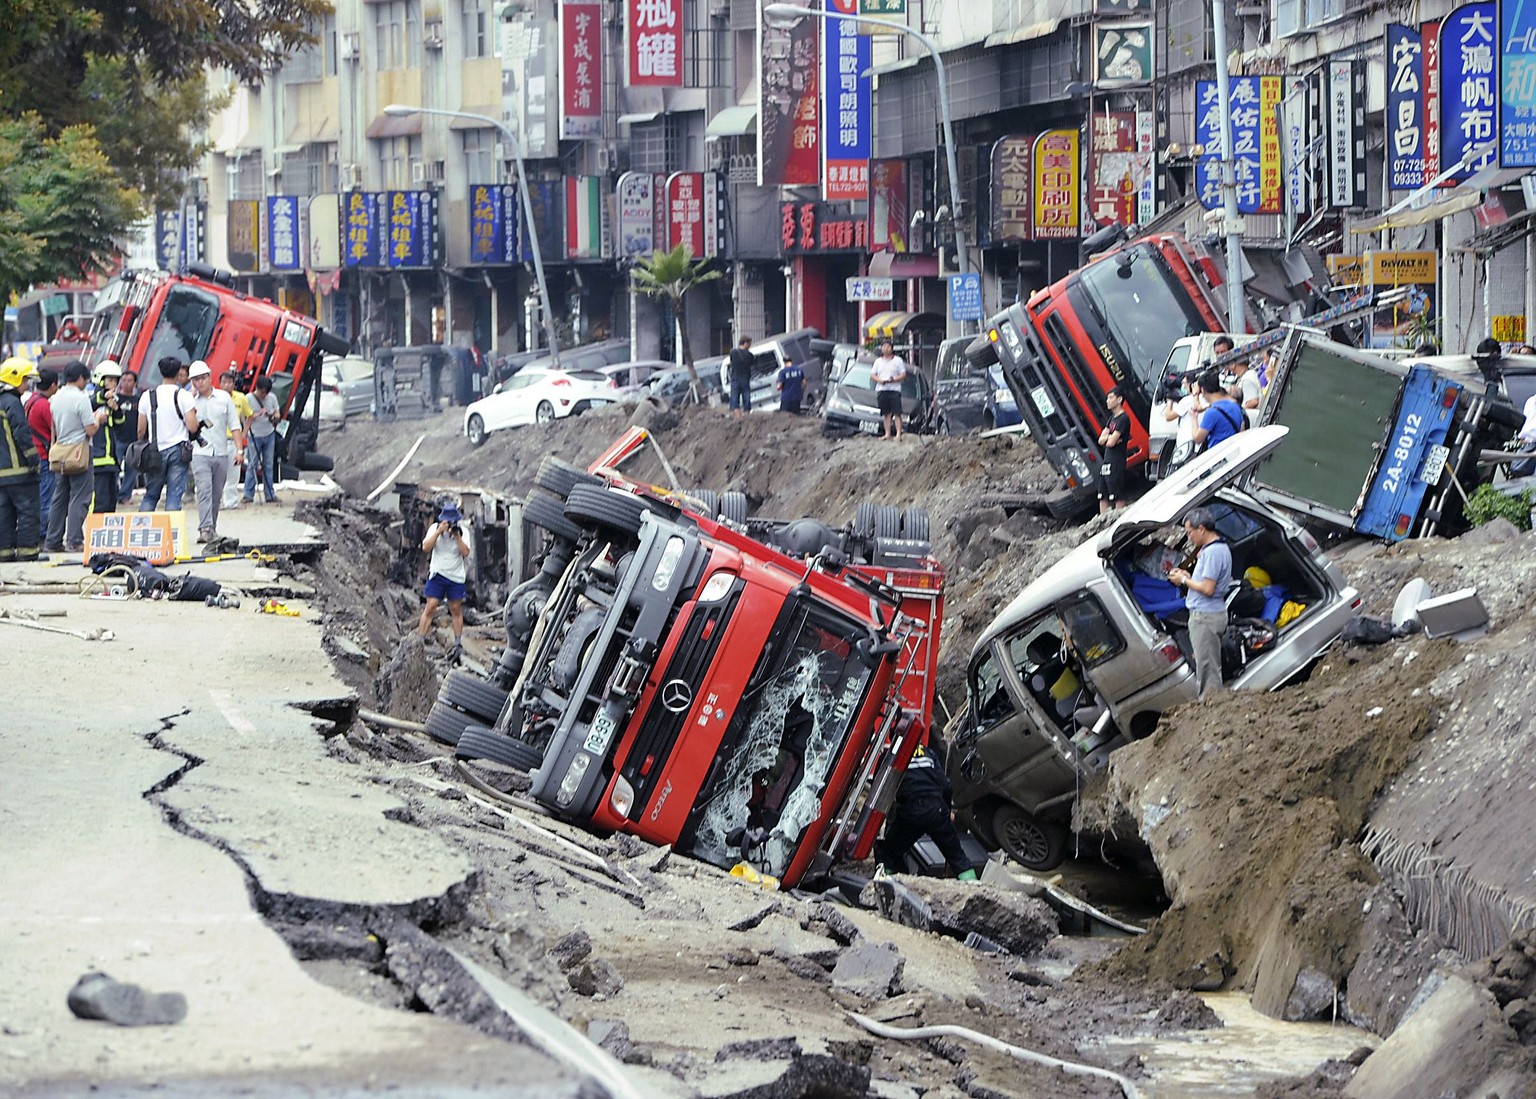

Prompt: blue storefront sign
[
  {"left": 1441, "top": 2, "right": 1499, "bottom": 180},
  {"left": 822, "top": 0, "right": 871, "bottom": 202},
  {"left": 267, "top": 195, "right": 300, "bottom": 270},
  {"left": 1387, "top": 24, "right": 1427, "bottom": 189},
  {"left": 469, "top": 184, "right": 522, "bottom": 265},
  {"left": 1194, "top": 78, "right": 1263, "bottom": 213},
  {"left": 948, "top": 273, "right": 982, "bottom": 321},
  {"left": 1502, "top": 0, "right": 1536, "bottom": 167},
  {"left": 342, "top": 191, "right": 439, "bottom": 269},
  {"left": 343, "top": 191, "right": 381, "bottom": 268},
  {"left": 521, "top": 179, "right": 565, "bottom": 263}
]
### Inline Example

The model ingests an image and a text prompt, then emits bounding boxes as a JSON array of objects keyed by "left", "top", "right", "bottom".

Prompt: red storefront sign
[
  {"left": 627, "top": 0, "right": 683, "bottom": 87},
  {"left": 780, "top": 202, "right": 870, "bottom": 252},
  {"left": 759, "top": 6, "right": 820, "bottom": 186},
  {"left": 666, "top": 172, "right": 722, "bottom": 258},
  {"left": 1089, "top": 112, "right": 1136, "bottom": 227},
  {"left": 560, "top": 0, "right": 602, "bottom": 139}
]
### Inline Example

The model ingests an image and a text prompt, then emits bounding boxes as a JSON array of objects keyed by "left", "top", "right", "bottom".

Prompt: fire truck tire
[
  {"left": 425, "top": 702, "right": 476, "bottom": 747},
  {"left": 440, "top": 669, "right": 510, "bottom": 724},
  {"left": 1045, "top": 489, "right": 1095, "bottom": 523},
  {"left": 854, "top": 501, "right": 878, "bottom": 538},
  {"left": 993, "top": 804, "right": 1067, "bottom": 872},
  {"left": 467, "top": 414, "right": 488, "bottom": 447},
  {"left": 457, "top": 727, "right": 544, "bottom": 772},
  {"left": 535, "top": 457, "right": 602, "bottom": 500},
  {"left": 301, "top": 451, "right": 334, "bottom": 472},
  {"left": 687, "top": 488, "right": 719, "bottom": 519},
  {"left": 719, "top": 491, "right": 749, "bottom": 526},
  {"left": 874, "top": 504, "right": 903, "bottom": 539},
  {"left": 524, "top": 490, "right": 584, "bottom": 543},
  {"left": 565, "top": 484, "right": 649, "bottom": 539},
  {"left": 902, "top": 507, "right": 930, "bottom": 541},
  {"left": 316, "top": 329, "right": 351, "bottom": 357}
]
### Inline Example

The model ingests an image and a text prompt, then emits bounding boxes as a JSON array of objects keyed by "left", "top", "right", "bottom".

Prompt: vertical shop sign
[
  {"left": 1501, "top": 1, "right": 1536, "bottom": 167},
  {"left": 628, "top": 0, "right": 683, "bottom": 87},
  {"left": 758, "top": 1, "right": 819, "bottom": 186},
  {"left": 469, "top": 184, "right": 521, "bottom": 265},
  {"left": 227, "top": 200, "right": 261, "bottom": 272},
  {"left": 666, "top": 172, "right": 705, "bottom": 256},
  {"left": 1282, "top": 80, "right": 1311, "bottom": 215},
  {"left": 267, "top": 195, "right": 300, "bottom": 270},
  {"left": 867, "top": 158, "right": 909, "bottom": 251},
  {"left": 155, "top": 210, "right": 181, "bottom": 272},
  {"left": 560, "top": 0, "right": 602, "bottom": 139},
  {"left": 1089, "top": 111, "right": 1150, "bottom": 227},
  {"left": 343, "top": 192, "right": 379, "bottom": 268},
  {"left": 616, "top": 172, "right": 656, "bottom": 257},
  {"left": 1259, "top": 75, "right": 1282, "bottom": 211},
  {"left": 1031, "top": 130, "right": 1080, "bottom": 240},
  {"left": 519, "top": 180, "right": 565, "bottom": 263},
  {"left": 565, "top": 176, "right": 608, "bottom": 259},
  {"left": 823, "top": 0, "right": 871, "bottom": 201},
  {"left": 1423, "top": 20, "right": 1442, "bottom": 183},
  {"left": 1326, "top": 61, "right": 1368, "bottom": 206},
  {"left": 386, "top": 191, "right": 437, "bottom": 268},
  {"left": 1387, "top": 24, "right": 1427, "bottom": 189},
  {"left": 1195, "top": 77, "right": 1282, "bottom": 214},
  {"left": 181, "top": 200, "right": 206, "bottom": 268},
  {"left": 1440, "top": 2, "right": 1498, "bottom": 181},
  {"left": 989, "top": 136, "right": 1033, "bottom": 242}
]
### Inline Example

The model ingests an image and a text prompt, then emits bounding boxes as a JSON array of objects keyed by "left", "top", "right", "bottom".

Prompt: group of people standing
[{"left": 0, "top": 354, "right": 284, "bottom": 561}]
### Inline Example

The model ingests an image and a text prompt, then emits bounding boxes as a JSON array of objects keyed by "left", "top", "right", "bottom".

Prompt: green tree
[
  {"left": 0, "top": 115, "right": 141, "bottom": 305},
  {"left": 631, "top": 245, "right": 723, "bottom": 401}
]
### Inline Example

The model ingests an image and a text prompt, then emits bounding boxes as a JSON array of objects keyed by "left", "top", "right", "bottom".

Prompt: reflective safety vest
[
  {"left": 0, "top": 388, "right": 39, "bottom": 483},
  {"left": 92, "top": 391, "right": 124, "bottom": 468}
]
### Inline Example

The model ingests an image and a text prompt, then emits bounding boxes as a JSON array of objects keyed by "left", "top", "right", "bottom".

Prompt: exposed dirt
[{"left": 291, "top": 400, "right": 1536, "bottom": 1096}]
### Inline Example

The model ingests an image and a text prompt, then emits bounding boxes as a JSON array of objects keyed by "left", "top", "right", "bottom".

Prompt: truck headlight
[
  {"left": 697, "top": 572, "right": 735, "bottom": 602},
  {"left": 282, "top": 319, "right": 313, "bottom": 347},
  {"left": 555, "top": 752, "right": 592, "bottom": 808},
  {"left": 610, "top": 774, "right": 635, "bottom": 818},
  {"left": 651, "top": 536, "right": 686, "bottom": 591},
  {"left": 1066, "top": 449, "right": 1092, "bottom": 482}
]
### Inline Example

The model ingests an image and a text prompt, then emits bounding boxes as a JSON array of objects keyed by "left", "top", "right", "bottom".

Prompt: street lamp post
[
  {"left": 383, "top": 104, "right": 560, "bottom": 364},
  {"left": 1209, "top": 0, "right": 1246, "bottom": 335},
  {"left": 762, "top": 3, "right": 971, "bottom": 287}
]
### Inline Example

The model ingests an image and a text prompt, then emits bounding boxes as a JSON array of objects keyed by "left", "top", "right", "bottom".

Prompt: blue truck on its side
[{"left": 1242, "top": 332, "right": 1522, "bottom": 542}]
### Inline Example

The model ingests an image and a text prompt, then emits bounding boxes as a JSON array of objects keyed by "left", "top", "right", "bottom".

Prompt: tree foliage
[{"left": 631, "top": 245, "right": 723, "bottom": 396}]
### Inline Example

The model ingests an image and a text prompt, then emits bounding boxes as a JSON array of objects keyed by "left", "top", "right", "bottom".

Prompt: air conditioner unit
[
  {"left": 342, "top": 163, "right": 363, "bottom": 190},
  {"left": 339, "top": 32, "right": 360, "bottom": 61},
  {"left": 410, "top": 159, "right": 445, "bottom": 186},
  {"left": 595, "top": 145, "right": 613, "bottom": 172}
]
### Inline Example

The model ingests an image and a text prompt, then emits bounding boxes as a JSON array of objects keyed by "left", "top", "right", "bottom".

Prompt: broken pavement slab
[
  {"left": 693, "top": 1037, "right": 873, "bottom": 1099},
  {"left": 861, "top": 876, "right": 1058, "bottom": 958},
  {"left": 830, "top": 941, "right": 905, "bottom": 1000}
]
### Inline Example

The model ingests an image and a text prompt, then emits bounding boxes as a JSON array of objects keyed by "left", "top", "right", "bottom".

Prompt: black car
[
  {"left": 647, "top": 364, "right": 724, "bottom": 406},
  {"left": 821, "top": 362, "right": 933, "bottom": 435}
]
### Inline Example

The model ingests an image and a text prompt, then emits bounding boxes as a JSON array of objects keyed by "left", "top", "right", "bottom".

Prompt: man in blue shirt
[
  {"left": 776, "top": 360, "right": 806, "bottom": 413},
  {"left": 1193, "top": 370, "right": 1244, "bottom": 452},
  {"left": 1167, "top": 505, "right": 1232, "bottom": 700}
]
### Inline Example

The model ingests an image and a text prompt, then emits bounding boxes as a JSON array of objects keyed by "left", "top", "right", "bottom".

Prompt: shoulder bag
[{"left": 125, "top": 390, "right": 165, "bottom": 477}]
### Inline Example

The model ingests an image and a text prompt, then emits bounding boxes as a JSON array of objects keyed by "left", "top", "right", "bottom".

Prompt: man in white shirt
[
  {"left": 137, "top": 356, "right": 199, "bottom": 513},
  {"left": 418, "top": 502, "right": 472, "bottom": 659},
  {"left": 871, "top": 340, "right": 908, "bottom": 441},
  {"left": 188, "top": 361, "right": 239, "bottom": 543}
]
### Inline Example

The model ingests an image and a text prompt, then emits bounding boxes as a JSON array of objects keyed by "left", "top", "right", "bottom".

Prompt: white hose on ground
[
  {"left": 365, "top": 433, "right": 427, "bottom": 503},
  {"left": 356, "top": 707, "right": 427, "bottom": 733},
  {"left": 846, "top": 1012, "right": 1143, "bottom": 1099}
]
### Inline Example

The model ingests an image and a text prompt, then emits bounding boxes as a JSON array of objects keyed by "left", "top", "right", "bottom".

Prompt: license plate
[
  {"left": 1030, "top": 386, "right": 1055, "bottom": 419},
  {"left": 1419, "top": 444, "right": 1450, "bottom": 484},
  {"left": 583, "top": 709, "right": 617, "bottom": 755},
  {"left": 858, "top": 420, "right": 880, "bottom": 435}
]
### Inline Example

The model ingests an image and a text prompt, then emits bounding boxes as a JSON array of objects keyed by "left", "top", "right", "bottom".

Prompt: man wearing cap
[
  {"left": 418, "top": 503, "right": 472, "bottom": 659},
  {"left": 188, "top": 361, "right": 239, "bottom": 544},
  {"left": 89, "top": 360, "right": 125, "bottom": 513}
]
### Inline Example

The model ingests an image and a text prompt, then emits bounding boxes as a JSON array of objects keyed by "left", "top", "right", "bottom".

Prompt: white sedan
[{"left": 463, "top": 366, "right": 614, "bottom": 446}]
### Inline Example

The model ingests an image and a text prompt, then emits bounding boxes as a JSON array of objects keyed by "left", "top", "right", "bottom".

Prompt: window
[
  {"left": 373, "top": 0, "right": 419, "bottom": 69},
  {"left": 1057, "top": 593, "right": 1125, "bottom": 668},
  {"left": 462, "top": 0, "right": 490, "bottom": 59},
  {"left": 1278, "top": 0, "right": 1348, "bottom": 37},
  {"left": 1071, "top": 246, "right": 1208, "bottom": 397},
  {"left": 971, "top": 647, "right": 1017, "bottom": 730},
  {"left": 462, "top": 128, "right": 495, "bottom": 183},
  {"left": 375, "top": 135, "right": 419, "bottom": 189}
]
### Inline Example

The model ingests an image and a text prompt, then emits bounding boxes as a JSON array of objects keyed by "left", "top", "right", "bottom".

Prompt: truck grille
[
  {"left": 1005, "top": 315, "right": 1077, "bottom": 451},
  {"left": 621, "top": 590, "right": 740, "bottom": 814}
]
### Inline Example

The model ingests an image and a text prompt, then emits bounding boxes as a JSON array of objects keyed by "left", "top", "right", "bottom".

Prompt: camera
[{"left": 1158, "top": 374, "right": 1185, "bottom": 402}]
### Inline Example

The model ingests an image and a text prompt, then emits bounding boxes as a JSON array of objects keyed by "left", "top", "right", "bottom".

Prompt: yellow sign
[
  {"left": 1327, "top": 251, "right": 1437, "bottom": 287},
  {"left": 83, "top": 512, "right": 177, "bottom": 565},
  {"left": 1031, "top": 130, "right": 1081, "bottom": 241},
  {"left": 1492, "top": 315, "right": 1528, "bottom": 343}
]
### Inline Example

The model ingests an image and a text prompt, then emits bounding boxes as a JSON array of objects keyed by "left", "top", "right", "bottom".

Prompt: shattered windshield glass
[
  {"left": 142, "top": 285, "right": 221, "bottom": 368},
  {"left": 687, "top": 600, "right": 874, "bottom": 878},
  {"left": 1073, "top": 247, "right": 1205, "bottom": 395}
]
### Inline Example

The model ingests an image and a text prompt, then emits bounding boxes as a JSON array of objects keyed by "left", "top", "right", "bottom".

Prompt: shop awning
[
  {"left": 617, "top": 111, "right": 661, "bottom": 126},
  {"left": 868, "top": 252, "right": 940, "bottom": 279},
  {"left": 365, "top": 111, "right": 422, "bottom": 139},
  {"left": 448, "top": 108, "right": 501, "bottom": 130},
  {"left": 706, "top": 105, "right": 758, "bottom": 137},
  {"left": 1350, "top": 167, "right": 1531, "bottom": 234},
  {"left": 984, "top": 19, "right": 1060, "bottom": 48},
  {"left": 284, "top": 110, "right": 339, "bottom": 147},
  {"left": 864, "top": 311, "right": 944, "bottom": 340}
]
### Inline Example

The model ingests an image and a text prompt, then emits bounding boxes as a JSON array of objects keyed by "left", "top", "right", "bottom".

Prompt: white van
[{"left": 1148, "top": 332, "right": 1258, "bottom": 480}]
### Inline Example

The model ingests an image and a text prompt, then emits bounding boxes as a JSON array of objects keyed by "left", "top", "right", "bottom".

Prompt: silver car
[
  {"left": 318, "top": 356, "right": 374, "bottom": 426},
  {"left": 948, "top": 425, "right": 1362, "bottom": 870}
]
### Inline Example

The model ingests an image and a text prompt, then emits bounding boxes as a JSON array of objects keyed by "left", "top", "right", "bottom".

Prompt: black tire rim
[{"left": 1001, "top": 815, "right": 1052, "bottom": 867}]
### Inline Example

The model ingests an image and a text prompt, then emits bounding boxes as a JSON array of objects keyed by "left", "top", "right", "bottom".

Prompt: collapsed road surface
[{"left": 6, "top": 396, "right": 1536, "bottom": 1097}]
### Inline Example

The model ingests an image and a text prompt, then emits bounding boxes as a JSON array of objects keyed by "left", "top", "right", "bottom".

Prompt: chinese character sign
[
  {"left": 1093, "top": 22, "right": 1152, "bottom": 84},
  {"left": 1502, "top": 0, "right": 1536, "bottom": 167},
  {"left": 267, "top": 195, "right": 300, "bottom": 270},
  {"left": 867, "top": 158, "right": 909, "bottom": 251},
  {"left": 1089, "top": 111, "right": 1148, "bottom": 228},
  {"left": 1032, "top": 130, "right": 1080, "bottom": 239},
  {"left": 155, "top": 210, "right": 181, "bottom": 272},
  {"left": 616, "top": 172, "right": 656, "bottom": 257},
  {"left": 344, "top": 191, "right": 379, "bottom": 268},
  {"left": 1327, "top": 61, "right": 1367, "bottom": 207},
  {"left": 1387, "top": 24, "right": 1427, "bottom": 188},
  {"left": 560, "top": 0, "right": 602, "bottom": 139},
  {"left": 1424, "top": 20, "right": 1443, "bottom": 182},
  {"left": 989, "top": 135, "right": 1032, "bottom": 242},
  {"left": 1195, "top": 77, "right": 1283, "bottom": 214},
  {"left": 667, "top": 172, "right": 705, "bottom": 257},
  {"left": 758, "top": 1, "right": 820, "bottom": 187},
  {"left": 822, "top": 0, "right": 871, "bottom": 201},
  {"left": 469, "top": 184, "right": 521, "bottom": 265},
  {"left": 1440, "top": 2, "right": 1498, "bottom": 180},
  {"left": 780, "top": 202, "right": 867, "bottom": 252},
  {"left": 628, "top": 0, "right": 682, "bottom": 87},
  {"left": 1282, "top": 80, "right": 1312, "bottom": 215},
  {"left": 387, "top": 191, "right": 437, "bottom": 268},
  {"left": 227, "top": 200, "right": 261, "bottom": 272}
]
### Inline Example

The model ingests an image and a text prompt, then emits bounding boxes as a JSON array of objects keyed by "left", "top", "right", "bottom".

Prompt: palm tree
[{"left": 631, "top": 244, "right": 722, "bottom": 402}]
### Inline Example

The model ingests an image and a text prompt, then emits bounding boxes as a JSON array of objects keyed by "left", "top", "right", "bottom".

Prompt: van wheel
[
  {"left": 457, "top": 727, "right": 544, "bottom": 771},
  {"left": 467, "top": 414, "right": 487, "bottom": 447},
  {"left": 718, "top": 490, "right": 749, "bottom": 526},
  {"left": 439, "top": 669, "right": 509, "bottom": 724},
  {"left": 524, "top": 489, "right": 584, "bottom": 543},
  {"left": 993, "top": 805, "right": 1067, "bottom": 872},
  {"left": 536, "top": 456, "right": 602, "bottom": 499},
  {"left": 565, "top": 484, "right": 649, "bottom": 539}
]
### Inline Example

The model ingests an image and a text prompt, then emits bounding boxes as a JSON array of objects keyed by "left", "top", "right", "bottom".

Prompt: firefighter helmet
[
  {"left": 95, "top": 359, "right": 122, "bottom": 382},
  {"left": 0, "top": 357, "right": 37, "bottom": 390}
]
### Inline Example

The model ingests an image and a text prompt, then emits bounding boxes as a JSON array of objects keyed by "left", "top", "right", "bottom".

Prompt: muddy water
[{"left": 1084, "top": 993, "right": 1375, "bottom": 1097}]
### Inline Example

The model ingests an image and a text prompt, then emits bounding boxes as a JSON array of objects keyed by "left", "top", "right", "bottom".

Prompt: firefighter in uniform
[
  {"left": 0, "top": 357, "right": 43, "bottom": 562},
  {"left": 89, "top": 360, "right": 125, "bottom": 513},
  {"left": 876, "top": 740, "right": 978, "bottom": 881}
]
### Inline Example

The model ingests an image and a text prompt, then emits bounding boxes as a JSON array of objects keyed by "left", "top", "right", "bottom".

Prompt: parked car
[
  {"left": 933, "top": 336, "right": 1019, "bottom": 434},
  {"left": 947, "top": 425, "right": 1362, "bottom": 871},
  {"left": 318, "top": 355, "right": 375, "bottom": 427},
  {"left": 646, "top": 364, "right": 724, "bottom": 406},
  {"left": 596, "top": 359, "right": 669, "bottom": 396},
  {"left": 462, "top": 366, "right": 614, "bottom": 446},
  {"left": 822, "top": 361, "right": 934, "bottom": 435}
]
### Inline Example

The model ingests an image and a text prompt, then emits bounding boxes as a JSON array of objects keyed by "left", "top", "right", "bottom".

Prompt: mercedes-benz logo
[{"left": 660, "top": 679, "right": 693, "bottom": 713}]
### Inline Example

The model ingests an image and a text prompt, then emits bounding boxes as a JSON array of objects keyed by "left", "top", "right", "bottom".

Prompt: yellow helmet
[
  {"left": 0, "top": 356, "right": 37, "bottom": 390},
  {"left": 1244, "top": 565, "right": 1272, "bottom": 589}
]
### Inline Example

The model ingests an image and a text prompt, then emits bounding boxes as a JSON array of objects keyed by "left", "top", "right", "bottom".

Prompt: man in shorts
[
  {"left": 1096, "top": 386, "right": 1131, "bottom": 513},
  {"left": 418, "top": 502, "right": 472, "bottom": 659},
  {"left": 871, "top": 340, "right": 907, "bottom": 440}
]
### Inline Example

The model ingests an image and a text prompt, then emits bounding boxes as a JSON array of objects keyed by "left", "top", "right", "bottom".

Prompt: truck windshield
[
  {"left": 1074, "top": 247, "right": 1206, "bottom": 397},
  {"left": 141, "top": 285, "right": 221, "bottom": 368},
  {"left": 686, "top": 598, "right": 875, "bottom": 878}
]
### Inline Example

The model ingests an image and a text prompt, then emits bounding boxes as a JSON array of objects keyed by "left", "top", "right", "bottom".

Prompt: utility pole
[{"left": 1210, "top": 0, "right": 1246, "bottom": 334}]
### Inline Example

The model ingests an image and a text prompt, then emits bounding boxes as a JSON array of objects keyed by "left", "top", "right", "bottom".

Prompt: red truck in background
[
  {"left": 435, "top": 428, "right": 946, "bottom": 889},
  {"left": 38, "top": 263, "right": 350, "bottom": 475}
]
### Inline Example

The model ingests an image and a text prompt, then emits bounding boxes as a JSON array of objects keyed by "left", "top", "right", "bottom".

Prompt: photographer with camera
[
  {"left": 188, "top": 361, "right": 240, "bottom": 546},
  {"left": 1162, "top": 368, "right": 1207, "bottom": 475},
  {"left": 418, "top": 502, "right": 472, "bottom": 660}
]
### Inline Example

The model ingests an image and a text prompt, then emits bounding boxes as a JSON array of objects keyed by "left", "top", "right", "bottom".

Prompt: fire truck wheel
[
  {"left": 874, "top": 504, "right": 903, "bottom": 539},
  {"left": 993, "top": 804, "right": 1067, "bottom": 872},
  {"left": 902, "top": 507, "right": 930, "bottom": 541},
  {"left": 687, "top": 488, "right": 719, "bottom": 519},
  {"left": 424, "top": 701, "right": 475, "bottom": 747},
  {"left": 440, "top": 669, "right": 510, "bottom": 724},
  {"left": 284, "top": 431, "right": 308, "bottom": 478},
  {"left": 467, "top": 414, "right": 487, "bottom": 447},
  {"left": 457, "top": 726, "right": 544, "bottom": 771},
  {"left": 524, "top": 489, "right": 584, "bottom": 543},
  {"left": 718, "top": 491, "right": 749, "bottom": 526},
  {"left": 565, "top": 484, "right": 649, "bottom": 539},
  {"left": 535, "top": 456, "right": 602, "bottom": 500},
  {"left": 854, "top": 501, "right": 878, "bottom": 538}
]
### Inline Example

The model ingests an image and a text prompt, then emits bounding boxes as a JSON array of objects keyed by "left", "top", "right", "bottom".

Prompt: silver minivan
[{"left": 948, "top": 425, "right": 1362, "bottom": 870}]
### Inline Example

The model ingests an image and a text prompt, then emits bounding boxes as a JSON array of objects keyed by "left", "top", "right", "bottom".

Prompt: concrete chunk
[
  {"left": 830, "top": 941, "right": 904, "bottom": 1000},
  {"left": 566, "top": 957, "right": 623, "bottom": 997},
  {"left": 694, "top": 1052, "right": 871, "bottom": 1099},
  {"left": 862, "top": 877, "right": 1057, "bottom": 958}
]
